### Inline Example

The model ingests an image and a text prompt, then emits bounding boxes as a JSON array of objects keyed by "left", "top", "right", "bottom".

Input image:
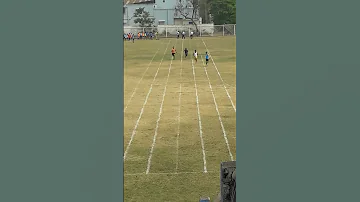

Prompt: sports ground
[{"left": 124, "top": 36, "right": 236, "bottom": 201}]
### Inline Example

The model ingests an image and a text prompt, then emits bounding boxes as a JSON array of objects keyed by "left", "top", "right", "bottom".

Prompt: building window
[{"left": 158, "top": 20, "right": 165, "bottom": 25}]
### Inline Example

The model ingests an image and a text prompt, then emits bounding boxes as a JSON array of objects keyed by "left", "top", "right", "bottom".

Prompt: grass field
[{"left": 124, "top": 36, "right": 236, "bottom": 202}]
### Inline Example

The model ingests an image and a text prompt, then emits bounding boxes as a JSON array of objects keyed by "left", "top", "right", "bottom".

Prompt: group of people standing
[
  {"left": 124, "top": 30, "right": 194, "bottom": 41},
  {"left": 123, "top": 33, "right": 135, "bottom": 42},
  {"left": 135, "top": 31, "right": 158, "bottom": 40},
  {"left": 123, "top": 31, "right": 159, "bottom": 42},
  {"left": 176, "top": 30, "right": 194, "bottom": 39},
  {"left": 171, "top": 46, "right": 209, "bottom": 65}
]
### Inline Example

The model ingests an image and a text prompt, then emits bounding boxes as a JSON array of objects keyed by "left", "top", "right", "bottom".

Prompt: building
[{"left": 123, "top": 0, "right": 200, "bottom": 26}]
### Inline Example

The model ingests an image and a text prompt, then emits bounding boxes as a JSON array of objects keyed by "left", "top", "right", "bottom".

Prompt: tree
[
  {"left": 175, "top": 0, "right": 200, "bottom": 33},
  {"left": 133, "top": 7, "right": 155, "bottom": 27},
  {"left": 209, "top": 0, "right": 236, "bottom": 25},
  {"left": 199, "top": 0, "right": 210, "bottom": 23}
]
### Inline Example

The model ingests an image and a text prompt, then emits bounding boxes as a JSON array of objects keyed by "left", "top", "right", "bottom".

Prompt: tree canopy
[
  {"left": 208, "top": 0, "right": 236, "bottom": 24},
  {"left": 133, "top": 7, "right": 155, "bottom": 27}
]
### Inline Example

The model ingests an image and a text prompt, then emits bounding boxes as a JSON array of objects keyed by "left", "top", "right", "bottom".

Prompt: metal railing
[{"left": 123, "top": 24, "right": 236, "bottom": 37}]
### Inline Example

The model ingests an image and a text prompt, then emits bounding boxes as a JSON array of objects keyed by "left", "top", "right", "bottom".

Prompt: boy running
[
  {"left": 184, "top": 48, "right": 188, "bottom": 58},
  {"left": 205, "top": 52, "right": 209, "bottom": 65},
  {"left": 190, "top": 31, "right": 194, "bottom": 39},
  {"left": 193, "top": 50, "right": 198, "bottom": 63},
  {"left": 171, "top": 46, "right": 177, "bottom": 59},
  {"left": 182, "top": 31, "right": 185, "bottom": 39},
  {"left": 177, "top": 31, "right": 180, "bottom": 39}
]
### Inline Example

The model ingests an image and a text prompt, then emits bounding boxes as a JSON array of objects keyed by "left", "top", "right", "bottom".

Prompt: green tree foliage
[
  {"left": 209, "top": 0, "right": 236, "bottom": 24},
  {"left": 133, "top": 7, "right": 155, "bottom": 27}
]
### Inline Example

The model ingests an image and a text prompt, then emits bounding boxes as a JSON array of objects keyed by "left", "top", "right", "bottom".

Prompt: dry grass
[{"left": 124, "top": 36, "right": 236, "bottom": 202}]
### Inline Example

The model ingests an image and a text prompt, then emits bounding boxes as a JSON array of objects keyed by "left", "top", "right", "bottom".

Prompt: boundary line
[
  {"left": 124, "top": 43, "right": 164, "bottom": 112},
  {"left": 125, "top": 171, "right": 218, "bottom": 176},
  {"left": 175, "top": 39, "right": 184, "bottom": 172},
  {"left": 201, "top": 38, "right": 236, "bottom": 112},
  {"left": 191, "top": 58, "right": 208, "bottom": 173},
  {"left": 123, "top": 40, "right": 171, "bottom": 160},
  {"left": 145, "top": 55, "right": 174, "bottom": 174},
  {"left": 200, "top": 55, "right": 234, "bottom": 161}
]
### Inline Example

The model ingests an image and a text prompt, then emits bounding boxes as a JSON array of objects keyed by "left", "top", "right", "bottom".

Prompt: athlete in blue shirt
[{"left": 205, "top": 52, "right": 209, "bottom": 66}]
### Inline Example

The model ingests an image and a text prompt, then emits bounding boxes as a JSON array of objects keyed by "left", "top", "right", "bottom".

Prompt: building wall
[
  {"left": 153, "top": 8, "right": 175, "bottom": 25},
  {"left": 154, "top": 0, "right": 177, "bottom": 9},
  {"left": 124, "top": 0, "right": 199, "bottom": 26},
  {"left": 174, "top": 18, "right": 183, "bottom": 25},
  {"left": 154, "top": 0, "right": 199, "bottom": 25}
]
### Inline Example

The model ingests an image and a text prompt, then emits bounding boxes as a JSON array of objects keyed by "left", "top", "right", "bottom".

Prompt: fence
[{"left": 123, "top": 24, "right": 236, "bottom": 38}]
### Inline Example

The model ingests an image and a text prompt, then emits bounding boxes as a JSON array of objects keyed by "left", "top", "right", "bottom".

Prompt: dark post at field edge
[{"left": 220, "top": 161, "right": 236, "bottom": 202}]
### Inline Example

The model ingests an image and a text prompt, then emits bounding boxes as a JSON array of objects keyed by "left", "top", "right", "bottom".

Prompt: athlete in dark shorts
[
  {"left": 171, "top": 47, "right": 176, "bottom": 59},
  {"left": 182, "top": 31, "right": 185, "bottom": 39},
  {"left": 184, "top": 48, "right": 188, "bottom": 58},
  {"left": 205, "top": 52, "right": 209, "bottom": 65}
]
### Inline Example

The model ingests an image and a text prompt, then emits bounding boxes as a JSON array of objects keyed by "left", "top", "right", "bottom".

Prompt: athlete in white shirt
[
  {"left": 193, "top": 50, "right": 198, "bottom": 63},
  {"left": 190, "top": 31, "right": 194, "bottom": 39},
  {"left": 182, "top": 31, "right": 186, "bottom": 39}
]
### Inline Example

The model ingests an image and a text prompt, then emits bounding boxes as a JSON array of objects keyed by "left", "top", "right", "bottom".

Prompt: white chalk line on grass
[
  {"left": 191, "top": 58, "right": 208, "bottom": 173},
  {"left": 201, "top": 38, "right": 236, "bottom": 112},
  {"left": 176, "top": 84, "right": 181, "bottom": 172},
  {"left": 125, "top": 171, "right": 217, "bottom": 176},
  {"left": 175, "top": 39, "right": 184, "bottom": 172},
  {"left": 123, "top": 40, "right": 171, "bottom": 161},
  {"left": 124, "top": 42, "right": 165, "bottom": 113},
  {"left": 200, "top": 55, "right": 234, "bottom": 161},
  {"left": 145, "top": 56, "right": 174, "bottom": 174},
  {"left": 172, "top": 90, "right": 236, "bottom": 95}
]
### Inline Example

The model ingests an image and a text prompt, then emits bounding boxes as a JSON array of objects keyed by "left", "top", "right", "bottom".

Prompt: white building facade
[{"left": 123, "top": 0, "right": 200, "bottom": 26}]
